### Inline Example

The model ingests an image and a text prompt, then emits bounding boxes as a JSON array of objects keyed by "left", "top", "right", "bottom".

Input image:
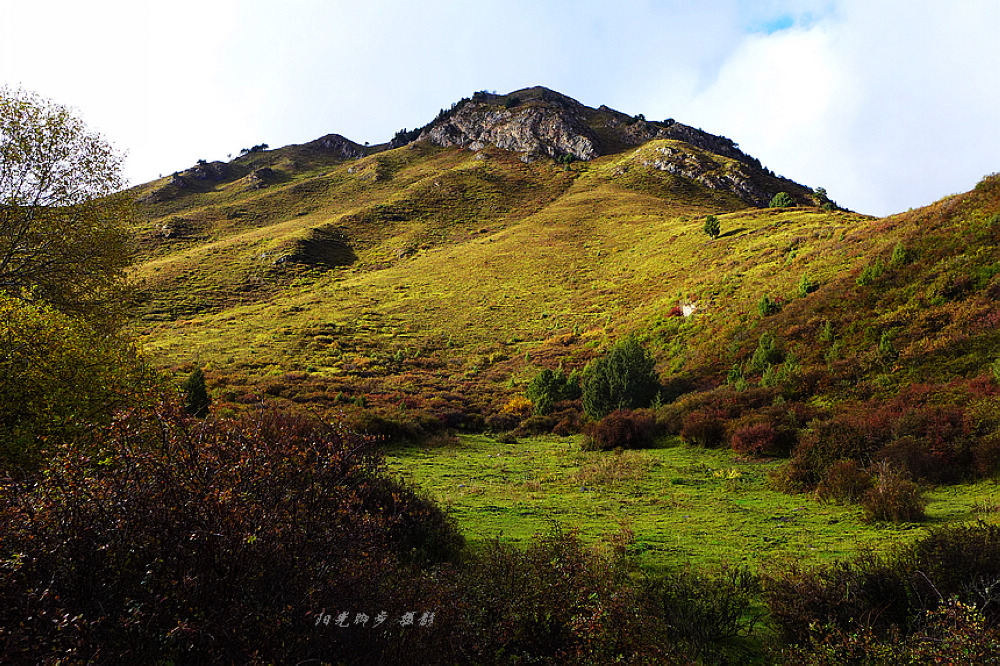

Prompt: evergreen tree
[
  {"left": 182, "top": 367, "right": 211, "bottom": 417},
  {"left": 582, "top": 338, "right": 659, "bottom": 419}
]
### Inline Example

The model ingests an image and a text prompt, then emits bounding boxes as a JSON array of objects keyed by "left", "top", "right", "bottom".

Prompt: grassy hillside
[
  {"left": 130, "top": 98, "right": 1000, "bottom": 512},
  {"left": 132, "top": 135, "right": 876, "bottom": 421}
]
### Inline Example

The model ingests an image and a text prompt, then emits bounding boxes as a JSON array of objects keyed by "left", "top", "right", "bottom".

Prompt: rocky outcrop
[
  {"left": 183, "top": 161, "right": 231, "bottom": 182},
  {"left": 303, "top": 134, "right": 367, "bottom": 159},
  {"left": 242, "top": 167, "right": 277, "bottom": 191},
  {"left": 420, "top": 97, "right": 599, "bottom": 162},
  {"left": 405, "top": 86, "right": 810, "bottom": 206},
  {"left": 413, "top": 87, "right": 763, "bottom": 170},
  {"left": 635, "top": 144, "right": 779, "bottom": 207}
]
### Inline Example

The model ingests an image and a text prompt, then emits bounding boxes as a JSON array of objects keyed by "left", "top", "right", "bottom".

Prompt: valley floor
[{"left": 387, "top": 434, "right": 1000, "bottom": 571}]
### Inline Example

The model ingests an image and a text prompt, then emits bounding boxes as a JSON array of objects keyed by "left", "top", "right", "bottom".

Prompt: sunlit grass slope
[{"left": 132, "top": 137, "right": 885, "bottom": 417}]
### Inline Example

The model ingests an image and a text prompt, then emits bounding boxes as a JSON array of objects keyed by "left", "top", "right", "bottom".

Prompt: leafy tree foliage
[
  {"left": 812, "top": 186, "right": 836, "bottom": 210},
  {"left": 703, "top": 214, "right": 721, "bottom": 239},
  {"left": 525, "top": 367, "right": 580, "bottom": 415},
  {"left": 582, "top": 338, "right": 660, "bottom": 419},
  {"left": 0, "top": 295, "right": 152, "bottom": 476},
  {"left": 0, "top": 87, "right": 133, "bottom": 328},
  {"left": 769, "top": 191, "right": 795, "bottom": 208},
  {"left": 0, "top": 89, "right": 150, "bottom": 475}
]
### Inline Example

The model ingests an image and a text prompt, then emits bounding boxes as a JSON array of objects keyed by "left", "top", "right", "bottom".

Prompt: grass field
[{"left": 387, "top": 434, "right": 1000, "bottom": 572}]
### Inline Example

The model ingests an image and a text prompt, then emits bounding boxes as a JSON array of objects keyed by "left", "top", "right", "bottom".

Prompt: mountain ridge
[
  {"left": 125, "top": 85, "right": 1000, "bottom": 449},
  {"left": 136, "top": 86, "right": 814, "bottom": 210}
]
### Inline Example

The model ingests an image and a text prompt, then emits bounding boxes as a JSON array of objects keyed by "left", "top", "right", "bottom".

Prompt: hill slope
[{"left": 130, "top": 89, "right": 998, "bottom": 457}]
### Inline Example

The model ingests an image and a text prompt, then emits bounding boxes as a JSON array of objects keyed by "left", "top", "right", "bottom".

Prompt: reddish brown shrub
[
  {"left": 787, "top": 406, "right": 896, "bottom": 485},
  {"left": 730, "top": 422, "right": 778, "bottom": 457},
  {"left": 680, "top": 408, "right": 727, "bottom": 447},
  {"left": 584, "top": 409, "right": 656, "bottom": 451},
  {"left": 551, "top": 406, "right": 583, "bottom": 436},
  {"left": 816, "top": 460, "right": 873, "bottom": 504},
  {"left": 974, "top": 433, "right": 1000, "bottom": 477},
  {"left": 861, "top": 464, "right": 927, "bottom": 523},
  {"left": 0, "top": 402, "right": 463, "bottom": 663}
]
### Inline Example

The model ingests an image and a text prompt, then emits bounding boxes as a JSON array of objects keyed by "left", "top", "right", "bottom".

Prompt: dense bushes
[
  {"left": 765, "top": 522, "right": 1000, "bottom": 647},
  {"left": 641, "top": 565, "right": 762, "bottom": 662},
  {"left": 0, "top": 403, "right": 463, "bottom": 663},
  {"left": 0, "top": 295, "right": 155, "bottom": 476},
  {"left": 455, "top": 531, "right": 673, "bottom": 664},
  {"left": 769, "top": 191, "right": 794, "bottom": 208},
  {"left": 781, "top": 597, "right": 1000, "bottom": 664},
  {"left": 680, "top": 408, "right": 727, "bottom": 447},
  {"left": 583, "top": 409, "right": 656, "bottom": 451}
]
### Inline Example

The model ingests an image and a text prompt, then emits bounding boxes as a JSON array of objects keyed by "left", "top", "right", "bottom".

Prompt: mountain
[{"left": 129, "top": 88, "right": 999, "bottom": 451}]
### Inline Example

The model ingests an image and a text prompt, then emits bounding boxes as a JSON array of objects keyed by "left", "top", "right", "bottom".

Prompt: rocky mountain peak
[{"left": 401, "top": 87, "right": 810, "bottom": 206}]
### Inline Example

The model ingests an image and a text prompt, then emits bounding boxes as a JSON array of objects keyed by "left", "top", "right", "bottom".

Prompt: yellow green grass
[
  {"left": 132, "top": 139, "right": 882, "bottom": 415},
  {"left": 387, "top": 434, "right": 1000, "bottom": 572}
]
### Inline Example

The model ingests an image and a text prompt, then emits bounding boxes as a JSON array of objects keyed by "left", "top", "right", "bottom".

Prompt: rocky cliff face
[
  {"left": 409, "top": 86, "right": 808, "bottom": 205},
  {"left": 419, "top": 89, "right": 600, "bottom": 162}
]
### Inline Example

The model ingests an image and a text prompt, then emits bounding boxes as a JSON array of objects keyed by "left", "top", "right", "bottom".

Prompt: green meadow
[{"left": 387, "top": 434, "right": 1000, "bottom": 571}]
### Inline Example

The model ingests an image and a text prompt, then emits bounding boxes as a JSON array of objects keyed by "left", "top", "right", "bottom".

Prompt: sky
[{"left": 2, "top": 0, "right": 999, "bottom": 216}]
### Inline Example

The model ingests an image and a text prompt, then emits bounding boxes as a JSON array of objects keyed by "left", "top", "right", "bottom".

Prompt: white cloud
[{"left": 664, "top": 0, "right": 1000, "bottom": 214}]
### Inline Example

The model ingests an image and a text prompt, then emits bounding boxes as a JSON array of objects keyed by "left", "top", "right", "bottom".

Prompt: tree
[
  {"left": 0, "top": 88, "right": 132, "bottom": 329},
  {"left": 0, "top": 294, "right": 152, "bottom": 475},
  {"left": 703, "top": 215, "right": 721, "bottom": 239},
  {"left": 525, "top": 367, "right": 580, "bottom": 415},
  {"left": 813, "top": 187, "right": 835, "bottom": 210},
  {"left": 581, "top": 338, "right": 660, "bottom": 419},
  {"left": 0, "top": 90, "right": 150, "bottom": 476},
  {"left": 182, "top": 366, "right": 212, "bottom": 417},
  {"left": 768, "top": 192, "right": 795, "bottom": 208}
]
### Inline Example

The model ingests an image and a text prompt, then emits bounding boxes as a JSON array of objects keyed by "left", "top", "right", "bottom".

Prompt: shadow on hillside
[{"left": 719, "top": 227, "right": 747, "bottom": 239}]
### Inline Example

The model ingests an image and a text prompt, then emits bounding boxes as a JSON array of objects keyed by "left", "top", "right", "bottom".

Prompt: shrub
[
  {"left": 781, "top": 598, "right": 1000, "bottom": 665},
  {"left": 680, "top": 408, "right": 726, "bottom": 447},
  {"left": 730, "top": 422, "right": 779, "bottom": 457},
  {"left": 703, "top": 215, "right": 721, "bottom": 239},
  {"left": 856, "top": 256, "right": 885, "bottom": 286},
  {"left": 812, "top": 186, "right": 834, "bottom": 209},
  {"left": 0, "top": 403, "right": 464, "bottom": 663},
  {"left": 748, "top": 332, "right": 784, "bottom": 372},
  {"left": 757, "top": 293, "right": 781, "bottom": 317},
  {"left": 455, "top": 530, "right": 672, "bottom": 664},
  {"left": 889, "top": 241, "right": 910, "bottom": 268},
  {"left": 584, "top": 409, "right": 656, "bottom": 451},
  {"left": 764, "top": 556, "right": 911, "bottom": 644},
  {"left": 974, "top": 433, "right": 1000, "bottom": 477},
  {"left": 641, "top": 565, "right": 762, "bottom": 662},
  {"left": 766, "top": 523, "right": 1000, "bottom": 647},
  {"left": 581, "top": 337, "right": 660, "bottom": 419},
  {"left": 769, "top": 191, "right": 794, "bottom": 208},
  {"left": 486, "top": 411, "right": 522, "bottom": 432},
  {"left": 526, "top": 367, "right": 580, "bottom": 415},
  {"left": 786, "top": 407, "right": 895, "bottom": 486},
  {"left": 0, "top": 295, "right": 154, "bottom": 476},
  {"left": 512, "top": 413, "right": 558, "bottom": 437},
  {"left": 798, "top": 273, "right": 817, "bottom": 297},
  {"left": 860, "top": 463, "right": 926, "bottom": 523},
  {"left": 815, "top": 460, "right": 873, "bottom": 504}
]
